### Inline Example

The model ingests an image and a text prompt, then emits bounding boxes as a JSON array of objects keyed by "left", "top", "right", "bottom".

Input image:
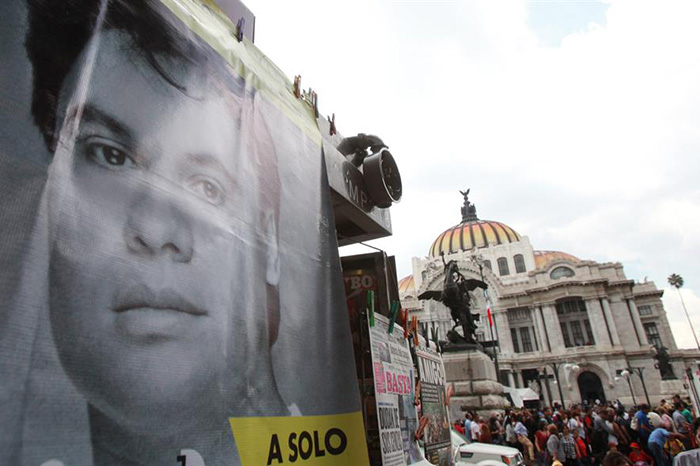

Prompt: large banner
[
  {"left": 0, "top": 1, "right": 368, "bottom": 465},
  {"left": 415, "top": 346, "right": 451, "bottom": 466},
  {"left": 368, "top": 314, "right": 424, "bottom": 466}
]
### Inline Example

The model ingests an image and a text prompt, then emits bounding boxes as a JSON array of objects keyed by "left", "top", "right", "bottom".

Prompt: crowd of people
[{"left": 453, "top": 394, "right": 700, "bottom": 466}]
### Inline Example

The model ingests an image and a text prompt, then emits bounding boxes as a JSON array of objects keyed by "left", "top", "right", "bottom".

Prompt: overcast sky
[{"left": 243, "top": 0, "right": 700, "bottom": 349}]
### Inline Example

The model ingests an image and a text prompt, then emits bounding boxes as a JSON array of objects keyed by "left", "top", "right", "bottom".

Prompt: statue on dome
[
  {"left": 459, "top": 189, "right": 478, "bottom": 223},
  {"left": 418, "top": 255, "right": 488, "bottom": 346}
]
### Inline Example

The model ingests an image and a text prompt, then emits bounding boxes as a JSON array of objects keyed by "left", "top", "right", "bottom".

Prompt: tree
[{"left": 668, "top": 273, "right": 699, "bottom": 349}]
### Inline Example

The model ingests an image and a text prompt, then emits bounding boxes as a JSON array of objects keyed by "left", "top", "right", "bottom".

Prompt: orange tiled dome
[
  {"left": 534, "top": 250, "right": 580, "bottom": 269},
  {"left": 398, "top": 275, "right": 415, "bottom": 295},
  {"left": 429, "top": 220, "right": 522, "bottom": 258}
]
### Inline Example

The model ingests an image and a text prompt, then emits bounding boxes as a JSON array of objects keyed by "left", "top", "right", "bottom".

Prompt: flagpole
[{"left": 472, "top": 253, "right": 500, "bottom": 383}]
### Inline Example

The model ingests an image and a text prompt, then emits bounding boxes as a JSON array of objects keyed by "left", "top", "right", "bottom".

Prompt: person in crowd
[
  {"left": 657, "top": 407, "right": 674, "bottom": 432},
  {"left": 647, "top": 421, "right": 685, "bottom": 466},
  {"left": 560, "top": 426, "right": 578, "bottom": 466},
  {"left": 454, "top": 419, "right": 465, "bottom": 435},
  {"left": 479, "top": 415, "right": 493, "bottom": 444},
  {"left": 602, "top": 450, "right": 633, "bottom": 466},
  {"left": 471, "top": 414, "right": 482, "bottom": 442},
  {"left": 628, "top": 442, "right": 652, "bottom": 465},
  {"left": 636, "top": 404, "right": 654, "bottom": 447},
  {"left": 505, "top": 415, "right": 518, "bottom": 449},
  {"left": 547, "top": 425, "right": 565, "bottom": 466},
  {"left": 489, "top": 412, "right": 504, "bottom": 445},
  {"left": 535, "top": 420, "right": 551, "bottom": 466},
  {"left": 672, "top": 402, "right": 692, "bottom": 449},
  {"left": 465, "top": 412, "right": 473, "bottom": 438},
  {"left": 572, "top": 428, "right": 589, "bottom": 466},
  {"left": 515, "top": 414, "right": 535, "bottom": 464}
]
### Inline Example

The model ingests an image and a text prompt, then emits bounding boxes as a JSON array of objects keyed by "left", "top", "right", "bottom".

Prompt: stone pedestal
[
  {"left": 660, "top": 379, "right": 685, "bottom": 398},
  {"left": 442, "top": 349, "right": 509, "bottom": 420}
]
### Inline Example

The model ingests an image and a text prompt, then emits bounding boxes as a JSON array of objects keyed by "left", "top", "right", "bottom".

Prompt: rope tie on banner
[
  {"left": 293, "top": 75, "right": 302, "bottom": 99},
  {"left": 387, "top": 301, "right": 399, "bottom": 334},
  {"left": 328, "top": 113, "right": 337, "bottom": 136},
  {"left": 411, "top": 316, "right": 419, "bottom": 346},
  {"left": 235, "top": 17, "right": 245, "bottom": 42},
  {"left": 367, "top": 290, "right": 375, "bottom": 327}
]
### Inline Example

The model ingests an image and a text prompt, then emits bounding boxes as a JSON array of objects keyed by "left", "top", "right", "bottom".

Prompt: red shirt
[
  {"left": 535, "top": 431, "right": 550, "bottom": 451},
  {"left": 575, "top": 438, "right": 588, "bottom": 458},
  {"left": 629, "top": 449, "right": 653, "bottom": 464}
]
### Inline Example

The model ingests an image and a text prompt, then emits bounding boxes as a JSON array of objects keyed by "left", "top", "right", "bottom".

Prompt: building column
[
  {"left": 516, "top": 371, "right": 524, "bottom": 389},
  {"left": 508, "top": 371, "right": 516, "bottom": 388},
  {"left": 495, "top": 310, "right": 514, "bottom": 354},
  {"left": 627, "top": 299, "right": 650, "bottom": 347},
  {"left": 541, "top": 304, "right": 565, "bottom": 351},
  {"left": 585, "top": 299, "right": 612, "bottom": 347},
  {"left": 600, "top": 298, "right": 621, "bottom": 346},
  {"left": 531, "top": 307, "right": 546, "bottom": 352}
]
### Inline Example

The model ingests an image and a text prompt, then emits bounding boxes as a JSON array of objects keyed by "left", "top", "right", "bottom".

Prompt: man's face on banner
[{"left": 47, "top": 30, "right": 271, "bottom": 429}]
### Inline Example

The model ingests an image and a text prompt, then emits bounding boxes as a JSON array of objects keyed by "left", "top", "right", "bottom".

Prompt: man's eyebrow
[
  {"left": 187, "top": 152, "right": 237, "bottom": 189},
  {"left": 78, "top": 104, "right": 134, "bottom": 142}
]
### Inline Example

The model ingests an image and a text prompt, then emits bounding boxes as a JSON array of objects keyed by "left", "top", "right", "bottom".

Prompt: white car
[{"left": 451, "top": 430, "right": 524, "bottom": 466}]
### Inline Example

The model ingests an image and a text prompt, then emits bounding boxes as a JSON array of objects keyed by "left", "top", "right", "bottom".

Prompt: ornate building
[{"left": 399, "top": 192, "right": 698, "bottom": 407}]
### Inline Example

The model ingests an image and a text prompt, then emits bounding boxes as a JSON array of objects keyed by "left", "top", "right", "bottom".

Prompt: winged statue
[{"left": 418, "top": 259, "right": 487, "bottom": 345}]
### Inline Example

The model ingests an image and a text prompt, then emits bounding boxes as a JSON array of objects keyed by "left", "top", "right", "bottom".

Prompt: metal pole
[
  {"left": 625, "top": 374, "right": 637, "bottom": 405},
  {"left": 677, "top": 288, "right": 700, "bottom": 350},
  {"left": 477, "top": 259, "right": 501, "bottom": 383},
  {"left": 543, "top": 367, "right": 554, "bottom": 407},
  {"left": 634, "top": 367, "right": 651, "bottom": 406},
  {"left": 551, "top": 363, "right": 566, "bottom": 410}
]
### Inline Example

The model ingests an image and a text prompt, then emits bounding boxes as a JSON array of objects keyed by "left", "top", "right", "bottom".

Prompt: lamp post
[
  {"left": 550, "top": 362, "right": 566, "bottom": 410},
  {"left": 540, "top": 366, "right": 554, "bottom": 408},
  {"left": 629, "top": 366, "right": 650, "bottom": 406},
  {"left": 619, "top": 370, "right": 637, "bottom": 405}
]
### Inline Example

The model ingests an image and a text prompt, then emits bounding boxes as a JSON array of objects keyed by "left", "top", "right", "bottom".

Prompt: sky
[{"left": 242, "top": 0, "right": 700, "bottom": 349}]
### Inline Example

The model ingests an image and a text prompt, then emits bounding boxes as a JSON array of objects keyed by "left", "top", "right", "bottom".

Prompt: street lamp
[
  {"left": 627, "top": 366, "right": 650, "bottom": 406},
  {"left": 618, "top": 370, "right": 637, "bottom": 405},
  {"left": 549, "top": 362, "right": 567, "bottom": 410}
]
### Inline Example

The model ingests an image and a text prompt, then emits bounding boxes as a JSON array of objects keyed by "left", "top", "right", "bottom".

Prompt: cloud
[{"left": 244, "top": 0, "right": 700, "bottom": 349}]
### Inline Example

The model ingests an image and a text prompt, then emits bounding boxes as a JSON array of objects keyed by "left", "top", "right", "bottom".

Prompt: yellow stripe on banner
[{"left": 229, "top": 412, "right": 369, "bottom": 466}]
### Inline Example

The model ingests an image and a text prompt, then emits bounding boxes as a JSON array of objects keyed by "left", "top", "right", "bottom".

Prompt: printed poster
[
  {"left": 368, "top": 314, "right": 424, "bottom": 466},
  {"left": 416, "top": 346, "right": 452, "bottom": 466},
  {"left": 0, "top": 0, "right": 368, "bottom": 465}
]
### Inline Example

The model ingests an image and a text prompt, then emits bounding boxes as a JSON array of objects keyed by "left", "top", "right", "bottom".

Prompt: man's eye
[
  {"left": 87, "top": 142, "right": 134, "bottom": 169},
  {"left": 190, "top": 178, "right": 224, "bottom": 205}
]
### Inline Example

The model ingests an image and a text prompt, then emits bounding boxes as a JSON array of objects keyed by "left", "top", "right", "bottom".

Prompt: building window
[
  {"left": 550, "top": 266, "right": 575, "bottom": 280},
  {"left": 514, "top": 254, "right": 526, "bottom": 273},
  {"left": 560, "top": 322, "right": 572, "bottom": 347},
  {"left": 644, "top": 323, "right": 663, "bottom": 348},
  {"left": 638, "top": 305, "right": 653, "bottom": 316},
  {"left": 511, "top": 328, "right": 520, "bottom": 353},
  {"left": 497, "top": 257, "right": 510, "bottom": 276},
  {"left": 556, "top": 299, "right": 595, "bottom": 347},
  {"left": 483, "top": 260, "right": 492, "bottom": 271},
  {"left": 520, "top": 327, "right": 534, "bottom": 352}
]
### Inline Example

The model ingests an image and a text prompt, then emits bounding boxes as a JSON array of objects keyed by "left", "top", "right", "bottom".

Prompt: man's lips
[{"left": 113, "top": 284, "right": 207, "bottom": 317}]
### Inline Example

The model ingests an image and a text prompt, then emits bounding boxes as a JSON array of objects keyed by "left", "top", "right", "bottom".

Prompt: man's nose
[{"left": 123, "top": 183, "right": 193, "bottom": 263}]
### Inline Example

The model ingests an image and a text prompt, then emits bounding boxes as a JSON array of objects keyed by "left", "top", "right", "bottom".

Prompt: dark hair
[
  {"left": 602, "top": 450, "right": 632, "bottom": 466},
  {"left": 26, "top": 0, "right": 228, "bottom": 149}
]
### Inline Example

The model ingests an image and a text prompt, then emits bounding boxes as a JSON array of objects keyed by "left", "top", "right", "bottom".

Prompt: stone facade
[{"left": 399, "top": 201, "right": 700, "bottom": 408}]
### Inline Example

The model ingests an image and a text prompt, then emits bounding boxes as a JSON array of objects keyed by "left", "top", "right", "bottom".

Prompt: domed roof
[
  {"left": 398, "top": 275, "right": 415, "bottom": 295},
  {"left": 429, "top": 220, "right": 522, "bottom": 257},
  {"left": 533, "top": 250, "right": 580, "bottom": 269}
]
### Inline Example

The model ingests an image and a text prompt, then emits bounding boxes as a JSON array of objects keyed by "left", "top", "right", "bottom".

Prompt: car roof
[{"left": 459, "top": 442, "right": 520, "bottom": 456}]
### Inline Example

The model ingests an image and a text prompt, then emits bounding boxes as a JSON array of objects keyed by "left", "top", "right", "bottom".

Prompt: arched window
[
  {"left": 550, "top": 266, "right": 575, "bottom": 280},
  {"left": 514, "top": 254, "right": 526, "bottom": 273},
  {"left": 483, "top": 260, "right": 492, "bottom": 271},
  {"left": 497, "top": 257, "right": 510, "bottom": 276}
]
